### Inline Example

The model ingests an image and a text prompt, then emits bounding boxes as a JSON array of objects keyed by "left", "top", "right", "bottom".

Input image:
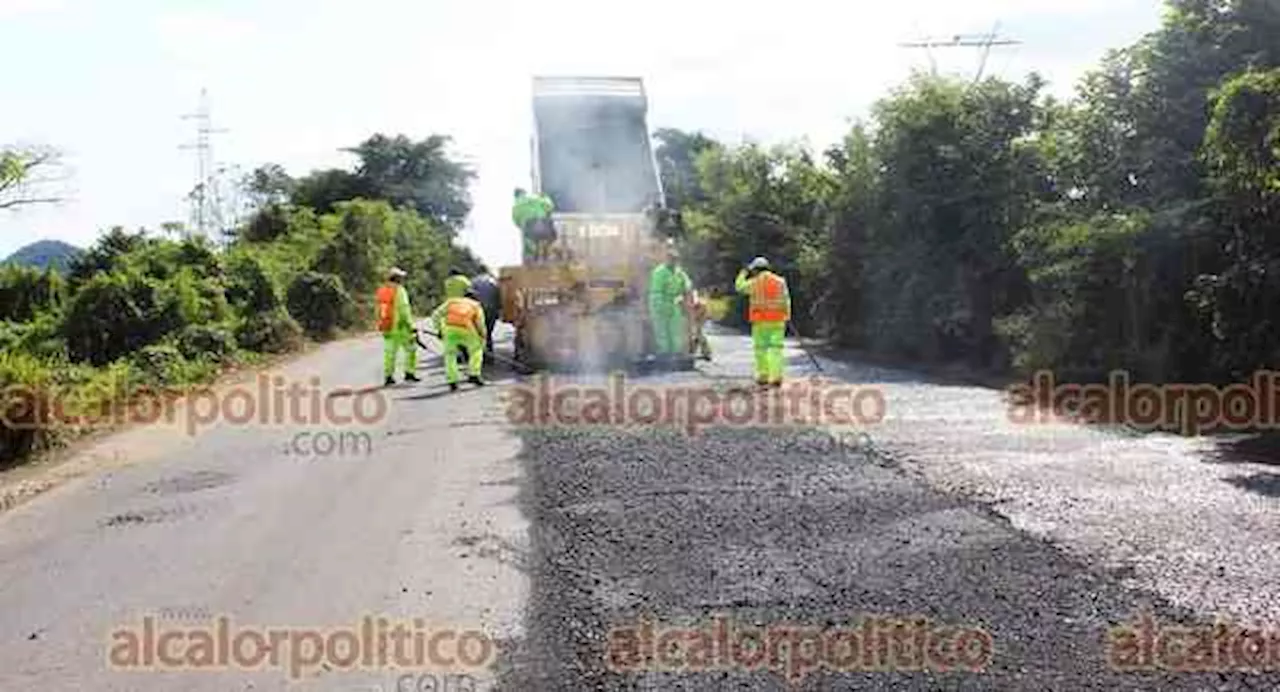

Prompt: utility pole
[
  {"left": 180, "top": 88, "right": 228, "bottom": 241},
  {"left": 899, "top": 22, "right": 1020, "bottom": 84}
]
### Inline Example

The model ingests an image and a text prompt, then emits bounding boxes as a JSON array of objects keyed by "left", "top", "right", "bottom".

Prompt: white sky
[{"left": 0, "top": 0, "right": 1164, "bottom": 269}]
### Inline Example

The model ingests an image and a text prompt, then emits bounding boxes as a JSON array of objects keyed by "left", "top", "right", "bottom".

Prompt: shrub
[
  {"left": 66, "top": 227, "right": 150, "bottom": 292},
  {"left": 175, "top": 324, "right": 237, "bottom": 364},
  {"left": 224, "top": 252, "right": 279, "bottom": 314},
  {"left": 63, "top": 271, "right": 183, "bottom": 366},
  {"left": 311, "top": 202, "right": 393, "bottom": 301},
  {"left": 0, "top": 313, "right": 66, "bottom": 360},
  {"left": 0, "top": 350, "right": 55, "bottom": 467},
  {"left": 0, "top": 266, "right": 64, "bottom": 322},
  {"left": 242, "top": 203, "right": 292, "bottom": 243},
  {"left": 285, "top": 271, "right": 357, "bottom": 340},
  {"left": 234, "top": 310, "right": 304, "bottom": 354},
  {"left": 163, "top": 268, "right": 230, "bottom": 326},
  {"left": 129, "top": 343, "right": 185, "bottom": 388},
  {"left": 129, "top": 343, "right": 220, "bottom": 389}
]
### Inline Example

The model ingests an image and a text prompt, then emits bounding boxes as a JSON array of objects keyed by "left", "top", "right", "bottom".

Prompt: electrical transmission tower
[
  {"left": 180, "top": 88, "right": 229, "bottom": 241},
  {"left": 899, "top": 23, "right": 1020, "bottom": 84}
]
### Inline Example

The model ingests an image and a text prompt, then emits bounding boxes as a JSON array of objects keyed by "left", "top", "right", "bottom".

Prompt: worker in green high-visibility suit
[
  {"left": 647, "top": 241, "right": 692, "bottom": 365},
  {"left": 429, "top": 274, "right": 487, "bottom": 390},
  {"left": 375, "top": 267, "right": 419, "bottom": 387},
  {"left": 512, "top": 188, "right": 555, "bottom": 262}
]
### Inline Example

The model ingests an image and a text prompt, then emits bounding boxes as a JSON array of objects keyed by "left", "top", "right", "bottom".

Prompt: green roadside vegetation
[
  {"left": 660, "top": 0, "right": 1279, "bottom": 390},
  {"left": 0, "top": 133, "right": 486, "bottom": 469}
]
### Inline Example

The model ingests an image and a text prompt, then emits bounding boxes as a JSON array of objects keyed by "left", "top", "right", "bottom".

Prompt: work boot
[
  {"left": 384, "top": 376, "right": 395, "bottom": 387},
  {"left": 404, "top": 373, "right": 421, "bottom": 383},
  {"left": 468, "top": 375, "right": 485, "bottom": 386},
  {"left": 449, "top": 382, "right": 459, "bottom": 392}
]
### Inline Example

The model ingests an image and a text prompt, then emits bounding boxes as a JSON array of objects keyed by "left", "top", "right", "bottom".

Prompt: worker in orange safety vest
[
  {"left": 429, "top": 275, "right": 487, "bottom": 391},
  {"left": 375, "top": 267, "right": 420, "bottom": 386},
  {"left": 735, "top": 256, "right": 790, "bottom": 387}
]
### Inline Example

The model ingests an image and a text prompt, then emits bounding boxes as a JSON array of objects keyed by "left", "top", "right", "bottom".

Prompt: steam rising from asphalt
[
  {"left": 534, "top": 92, "right": 660, "bottom": 214},
  {"left": 533, "top": 86, "right": 662, "bottom": 373}
]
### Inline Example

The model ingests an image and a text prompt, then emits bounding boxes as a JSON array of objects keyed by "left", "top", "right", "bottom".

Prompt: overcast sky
[{"left": 0, "top": 0, "right": 1165, "bottom": 269}]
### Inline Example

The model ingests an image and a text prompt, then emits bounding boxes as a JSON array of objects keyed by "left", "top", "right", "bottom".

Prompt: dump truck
[{"left": 499, "top": 76, "right": 694, "bottom": 372}]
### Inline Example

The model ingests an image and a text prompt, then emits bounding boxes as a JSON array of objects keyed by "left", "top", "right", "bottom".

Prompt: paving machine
[{"left": 499, "top": 76, "right": 695, "bottom": 372}]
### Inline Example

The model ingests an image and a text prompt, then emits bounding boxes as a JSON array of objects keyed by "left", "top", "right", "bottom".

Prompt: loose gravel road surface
[{"left": 1, "top": 323, "right": 1278, "bottom": 691}]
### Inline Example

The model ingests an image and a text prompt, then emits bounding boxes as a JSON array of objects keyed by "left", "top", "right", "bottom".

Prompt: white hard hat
[
  {"left": 748, "top": 256, "right": 769, "bottom": 270},
  {"left": 388, "top": 267, "right": 407, "bottom": 278}
]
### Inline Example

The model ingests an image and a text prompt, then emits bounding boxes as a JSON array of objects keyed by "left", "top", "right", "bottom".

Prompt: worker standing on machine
[{"left": 512, "top": 188, "right": 556, "bottom": 262}]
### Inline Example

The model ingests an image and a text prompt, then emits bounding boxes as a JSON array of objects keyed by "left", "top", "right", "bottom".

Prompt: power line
[
  {"left": 899, "top": 22, "right": 1021, "bottom": 84},
  {"left": 179, "top": 88, "right": 229, "bottom": 241}
]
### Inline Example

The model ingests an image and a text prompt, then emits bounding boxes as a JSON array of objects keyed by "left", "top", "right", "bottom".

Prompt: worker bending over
[
  {"left": 648, "top": 241, "right": 692, "bottom": 365},
  {"left": 512, "top": 188, "right": 556, "bottom": 262},
  {"left": 684, "top": 289, "right": 712, "bottom": 360},
  {"left": 469, "top": 272, "right": 501, "bottom": 359},
  {"left": 375, "top": 267, "right": 420, "bottom": 386},
  {"left": 735, "top": 256, "right": 790, "bottom": 387},
  {"left": 429, "top": 274, "right": 487, "bottom": 390}
]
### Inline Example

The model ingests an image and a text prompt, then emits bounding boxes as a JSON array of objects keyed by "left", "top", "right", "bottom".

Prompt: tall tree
[
  {"left": 343, "top": 134, "right": 475, "bottom": 233},
  {"left": 0, "top": 145, "right": 63, "bottom": 211}
]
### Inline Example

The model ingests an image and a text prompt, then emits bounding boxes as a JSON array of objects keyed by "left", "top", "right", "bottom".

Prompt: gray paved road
[
  {"left": 1, "top": 324, "right": 1278, "bottom": 690},
  {"left": 496, "top": 326, "right": 1280, "bottom": 690},
  {"left": 0, "top": 330, "right": 528, "bottom": 692}
]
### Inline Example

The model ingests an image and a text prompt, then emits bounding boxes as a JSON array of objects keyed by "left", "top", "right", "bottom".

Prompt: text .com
[{"left": 288, "top": 431, "right": 373, "bottom": 457}]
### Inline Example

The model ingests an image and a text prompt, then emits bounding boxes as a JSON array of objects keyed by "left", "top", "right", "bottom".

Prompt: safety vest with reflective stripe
[
  {"left": 748, "top": 271, "right": 789, "bottom": 323},
  {"left": 375, "top": 284, "right": 397, "bottom": 332},
  {"left": 444, "top": 297, "right": 481, "bottom": 331}
]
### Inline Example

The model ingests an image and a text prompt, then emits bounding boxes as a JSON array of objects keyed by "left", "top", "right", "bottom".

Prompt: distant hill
[{"left": 2, "top": 239, "right": 83, "bottom": 272}]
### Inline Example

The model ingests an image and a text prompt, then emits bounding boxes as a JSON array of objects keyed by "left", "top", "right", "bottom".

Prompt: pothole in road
[
  {"left": 452, "top": 533, "right": 528, "bottom": 571},
  {"left": 143, "top": 470, "right": 234, "bottom": 496},
  {"left": 101, "top": 504, "right": 195, "bottom": 527}
]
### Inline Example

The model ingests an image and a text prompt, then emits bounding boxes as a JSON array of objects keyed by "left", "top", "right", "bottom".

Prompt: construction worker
[
  {"left": 735, "top": 256, "right": 790, "bottom": 387},
  {"left": 683, "top": 288, "right": 712, "bottom": 360},
  {"left": 647, "top": 241, "right": 692, "bottom": 365},
  {"left": 512, "top": 187, "right": 555, "bottom": 262},
  {"left": 375, "top": 267, "right": 420, "bottom": 386},
  {"left": 429, "top": 274, "right": 487, "bottom": 391},
  {"left": 469, "top": 272, "right": 501, "bottom": 358}
]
